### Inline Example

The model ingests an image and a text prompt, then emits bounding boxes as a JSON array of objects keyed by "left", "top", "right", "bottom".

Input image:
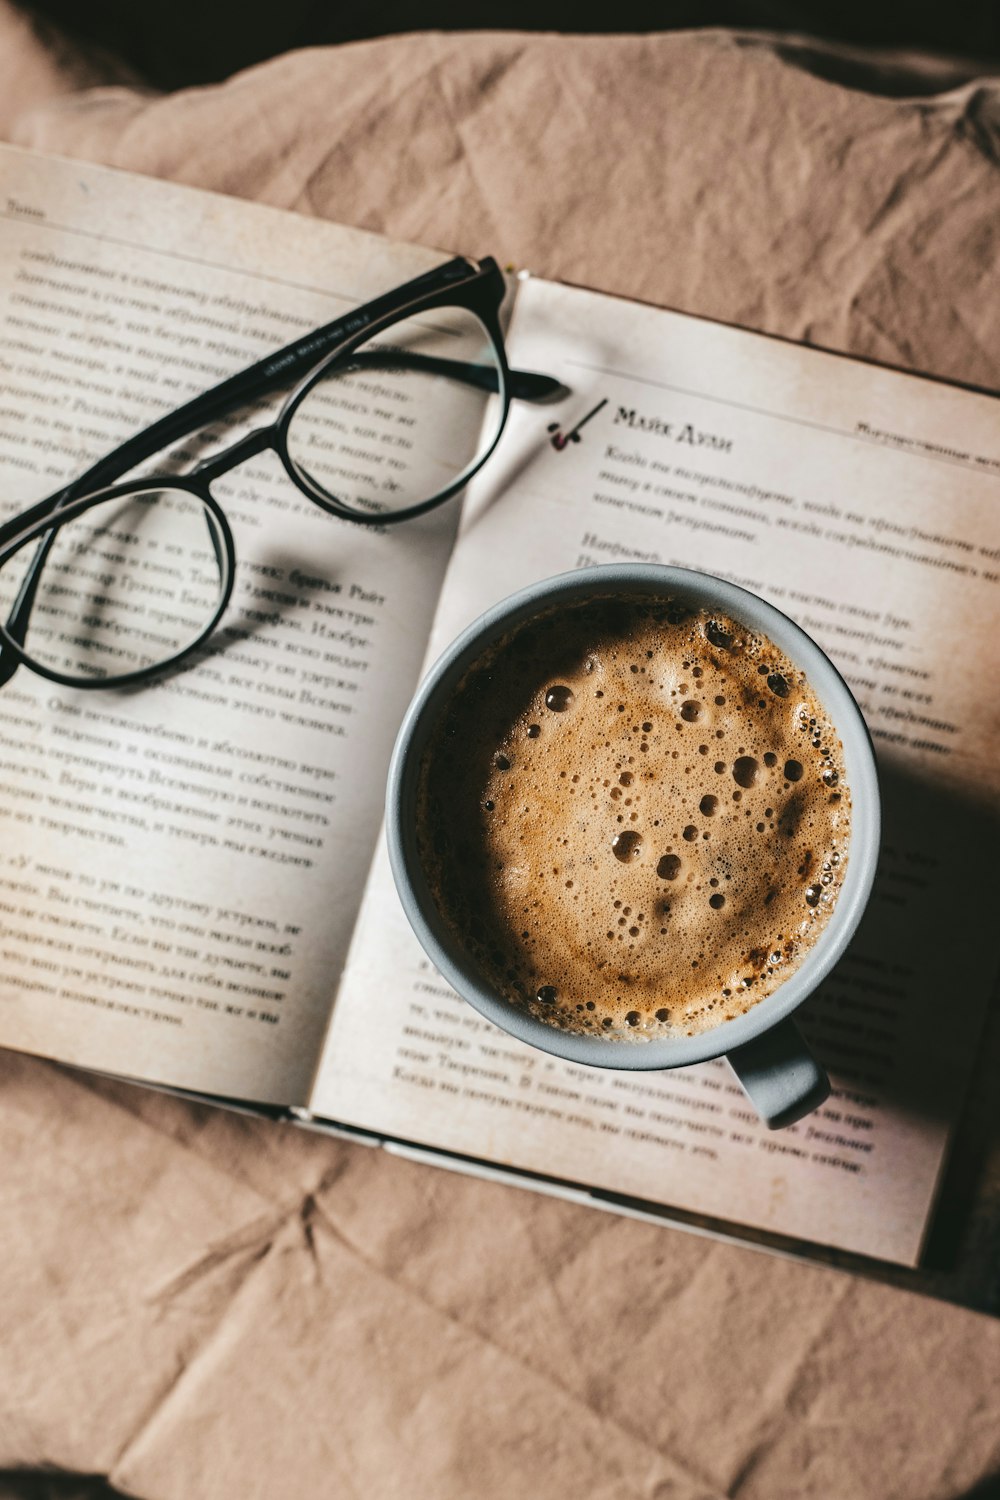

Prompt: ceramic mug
[{"left": 386, "top": 565, "right": 880, "bottom": 1128}]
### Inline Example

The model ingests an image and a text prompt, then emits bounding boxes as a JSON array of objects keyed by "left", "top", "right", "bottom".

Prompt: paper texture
[
  {"left": 313, "top": 276, "right": 1000, "bottom": 1264},
  {"left": 0, "top": 146, "right": 459, "bottom": 1103},
  {"left": 2, "top": 17, "right": 1000, "bottom": 1500}
]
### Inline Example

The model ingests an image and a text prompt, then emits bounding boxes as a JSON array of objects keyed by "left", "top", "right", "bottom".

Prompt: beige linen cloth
[{"left": 1, "top": 11, "right": 1000, "bottom": 1498}]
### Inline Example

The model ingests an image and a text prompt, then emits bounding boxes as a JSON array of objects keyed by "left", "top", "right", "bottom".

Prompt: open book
[{"left": 1, "top": 144, "right": 998, "bottom": 1277}]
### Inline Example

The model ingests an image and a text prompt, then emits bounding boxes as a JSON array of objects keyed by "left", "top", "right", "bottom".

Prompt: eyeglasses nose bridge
[{"left": 191, "top": 424, "right": 275, "bottom": 481}]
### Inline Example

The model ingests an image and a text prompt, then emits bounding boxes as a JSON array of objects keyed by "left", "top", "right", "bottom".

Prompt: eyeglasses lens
[
  {"left": 0, "top": 487, "right": 227, "bottom": 682},
  {"left": 284, "top": 306, "right": 506, "bottom": 517}
]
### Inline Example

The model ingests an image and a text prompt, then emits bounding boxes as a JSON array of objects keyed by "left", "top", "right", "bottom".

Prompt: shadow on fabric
[{"left": 18, "top": 0, "right": 1000, "bottom": 89}]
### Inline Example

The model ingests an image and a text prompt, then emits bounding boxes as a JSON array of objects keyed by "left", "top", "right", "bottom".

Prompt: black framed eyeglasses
[{"left": 0, "top": 255, "right": 564, "bottom": 691}]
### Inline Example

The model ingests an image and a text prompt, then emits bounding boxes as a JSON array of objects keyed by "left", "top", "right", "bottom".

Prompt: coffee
[{"left": 417, "top": 596, "right": 850, "bottom": 1039}]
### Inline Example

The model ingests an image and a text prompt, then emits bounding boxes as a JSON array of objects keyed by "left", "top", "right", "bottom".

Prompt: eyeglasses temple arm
[
  {"left": 342, "top": 349, "right": 566, "bottom": 401},
  {"left": 30, "top": 257, "right": 488, "bottom": 502},
  {"left": 509, "top": 369, "right": 568, "bottom": 402}
]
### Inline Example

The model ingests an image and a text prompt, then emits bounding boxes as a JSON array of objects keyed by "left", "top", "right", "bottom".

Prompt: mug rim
[{"left": 386, "top": 564, "right": 881, "bottom": 1071}]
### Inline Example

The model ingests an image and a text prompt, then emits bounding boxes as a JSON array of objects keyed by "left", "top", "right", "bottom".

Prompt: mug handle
[{"left": 726, "top": 1020, "right": 829, "bottom": 1129}]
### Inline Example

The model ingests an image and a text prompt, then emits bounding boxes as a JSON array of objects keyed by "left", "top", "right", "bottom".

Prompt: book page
[
  {"left": 312, "top": 275, "right": 1000, "bottom": 1265},
  {"left": 0, "top": 146, "right": 463, "bottom": 1104}
]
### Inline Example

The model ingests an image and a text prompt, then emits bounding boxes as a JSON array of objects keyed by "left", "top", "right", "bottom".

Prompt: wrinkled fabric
[{"left": 1, "top": 13, "right": 1000, "bottom": 1498}]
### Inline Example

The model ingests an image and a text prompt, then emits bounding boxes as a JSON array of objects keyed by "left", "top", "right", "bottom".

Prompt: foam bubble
[
  {"left": 612, "top": 830, "right": 643, "bottom": 863},
  {"left": 546, "top": 685, "right": 575, "bottom": 712},
  {"left": 733, "top": 756, "right": 759, "bottom": 788}
]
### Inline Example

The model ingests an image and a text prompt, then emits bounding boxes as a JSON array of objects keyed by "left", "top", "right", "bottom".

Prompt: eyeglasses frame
[{"left": 0, "top": 255, "right": 562, "bottom": 690}]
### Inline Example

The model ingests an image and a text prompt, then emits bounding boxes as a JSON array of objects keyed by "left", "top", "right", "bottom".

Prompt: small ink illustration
[{"left": 547, "top": 398, "right": 608, "bottom": 451}]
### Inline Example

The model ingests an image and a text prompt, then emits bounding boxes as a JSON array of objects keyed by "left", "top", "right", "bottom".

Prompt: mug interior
[{"left": 387, "top": 565, "right": 880, "bottom": 1070}]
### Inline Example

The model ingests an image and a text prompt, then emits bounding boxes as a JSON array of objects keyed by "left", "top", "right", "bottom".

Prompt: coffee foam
[{"left": 418, "top": 597, "right": 851, "bottom": 1040}]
